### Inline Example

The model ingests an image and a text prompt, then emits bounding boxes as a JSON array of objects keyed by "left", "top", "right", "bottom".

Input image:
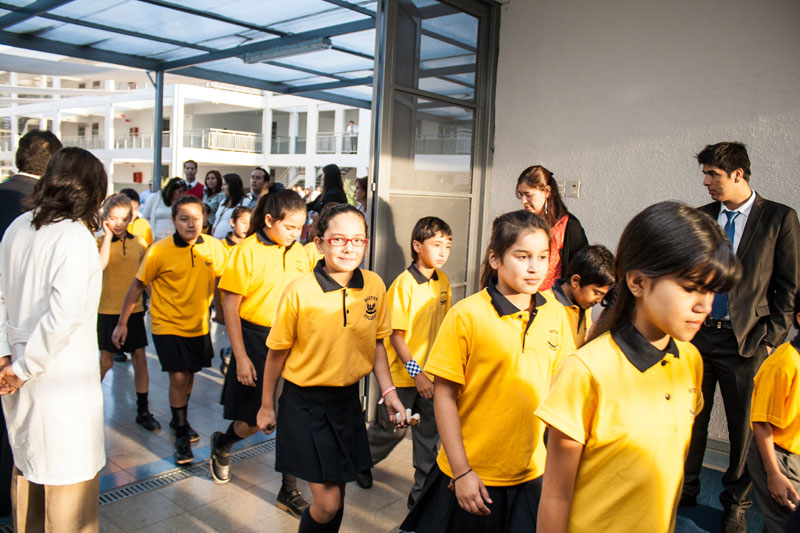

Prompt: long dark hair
[
  {"left": 161, "top": 177, "right": 187, "bottom": 206},
  {"left": 479, "top": 210, "right": 551, "bottom": 289},
  {"left": 27, "top": 147, "right": 107, "bottom": 231},
  {"left": 516, "top": 165, "right": 568, "bottom": 226},
  {"left": 321, "top": 163, "right": 343, "bottom": 196},
  {"left": 248, "top": 189, "right": 307, "bottom": 237},
  {"left": 589, "top": 201, "right": 740, "bottom": 341},
  {"left": 204, "top": 170, "right": 222, "bottom": 197},
  {"left": 223, "top": 173, "right": 245, "bottom": 208}
]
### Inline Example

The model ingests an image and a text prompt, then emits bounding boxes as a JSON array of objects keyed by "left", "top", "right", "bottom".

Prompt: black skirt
[
  {"left": 275, "top": 380, "right": 371, "bottom": 484},
  {"left": 97, "top": 312, "right": 147, "bottom": 352},
  {"left": 151, "top": 333, "right": 213, "bottom": 373},
  {"left": 221, "top": 320, "right": 269, "bottom": 426},
  {"left": 400, "top": 464, "right": 542, "bottom": 533}
]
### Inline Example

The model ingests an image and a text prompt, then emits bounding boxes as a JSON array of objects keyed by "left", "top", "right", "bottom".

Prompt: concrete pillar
[
  {"left": 306, "top": 104, "right": 318, "bottom": 157},
  {"left": 357, "top": 108, "right": 370, "bottom": 160},
  {"left": 104, "top": 103, "right": 114, "bottom": 151},
  {"left": 52, "top": 76, "right": 61, "bottom": 100},
  {"left": 52, "top": 110, "right": 62, "bottom": 140},
  {"left": 9, "top": 72, "right": 18, "bottom": 154},
  {"left": 171, "top": 85, "right": 185, "bottom": 180},
  {"left": 262, "top": 103, "right": 273, "bottom": 157},
  {"left": 334, "top": 107, "right": 344, "bottom": 154},
  {"left": 305, "top": 165, "right": 316, "bottom": 189},
  {"left": 288, "top": 112, "right": 298, "bottom": 154}
]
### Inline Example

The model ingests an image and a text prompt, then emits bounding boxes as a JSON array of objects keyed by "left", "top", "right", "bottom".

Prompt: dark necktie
[{"left": 711, "top": 210, "right": 739, "bottom": 319}]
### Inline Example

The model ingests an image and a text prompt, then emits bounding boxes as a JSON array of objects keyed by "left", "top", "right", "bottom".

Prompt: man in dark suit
[
  {"left": 0, "top": 129, "right": 62, "bottom": 517},
  {"left": 681, "top": 142, "right": 800, "bottom": 532},
  {"left": 0, "top": 130, "right": 62, "bottom": 239}
]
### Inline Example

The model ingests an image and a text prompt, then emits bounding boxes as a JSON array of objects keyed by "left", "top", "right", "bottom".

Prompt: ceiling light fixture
[{"left": 241, "top": 37, "right": 332, "bottom": 63}]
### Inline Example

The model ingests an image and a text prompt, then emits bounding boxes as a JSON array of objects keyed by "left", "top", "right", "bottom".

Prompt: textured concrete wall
[{"left": 492, "top": 0, "right": 800, "bottom": 441}]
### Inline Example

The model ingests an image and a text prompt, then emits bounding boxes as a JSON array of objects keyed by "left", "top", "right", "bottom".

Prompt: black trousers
[{"left": 683, "top": 326, "right": 767, "bottom": 510}]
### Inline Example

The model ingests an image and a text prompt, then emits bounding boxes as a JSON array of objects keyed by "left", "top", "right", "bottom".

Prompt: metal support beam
[
  {"left": 421, "top": 28, "right": 476, "bottom": 53},
  {"left": 159, "top": 18, "right": 375, "bottom": 71},
  {"left": 152, "top": 70, "right": 164, "bottom": 192},
  {"left": 285, "top": 76, "right": 373, "bottom": 95},
  {"left": 321, "top": 0, "right": 376, "bottom": 18},
  {"left": 0, "top": 30, "right": 160, "bottom": 70},
  {"left": 0, "top": 0, "right": 74, "bottom": 30},
  {"left": 266, "top": 61, "right": 348, "bottom": 81}
]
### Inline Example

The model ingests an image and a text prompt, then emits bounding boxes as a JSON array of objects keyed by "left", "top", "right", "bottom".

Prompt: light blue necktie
[{"left": 711, "top": 210, "right": 739, "bottom": 319}]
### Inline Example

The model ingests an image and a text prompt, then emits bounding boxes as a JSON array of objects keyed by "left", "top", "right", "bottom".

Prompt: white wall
[{"left": 491, "top": 0, "right": 800, "bottom": 252}]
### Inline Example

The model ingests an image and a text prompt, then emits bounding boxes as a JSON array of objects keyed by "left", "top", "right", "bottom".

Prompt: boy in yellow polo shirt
[
  {"left": 748, "top": 292, "right": 800, "bottom": 532},
  {"left": 360, "top": 217, "right": 452, "bottom": 508},
  {"left": 113, "top": 195, "right": 227, "bottom": 465},
  {"left": 549, "top": 245, "right": 613, "bottom": 348}
]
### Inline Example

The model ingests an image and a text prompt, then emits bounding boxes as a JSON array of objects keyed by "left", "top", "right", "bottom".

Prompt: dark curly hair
[
  {"left": 16, "top": 129, "right": 62, "bottom": 176},
  {"left": 27, "top": 147, "right": 107, "bottom": 231}
]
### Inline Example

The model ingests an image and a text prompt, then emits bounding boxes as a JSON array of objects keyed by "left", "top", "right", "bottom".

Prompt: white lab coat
[{"left": 0, "top": 212, "right": 105, "bottom": 485}]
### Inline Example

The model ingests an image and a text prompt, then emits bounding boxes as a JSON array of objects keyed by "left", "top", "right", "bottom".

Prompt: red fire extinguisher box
[{"left": 133, "top": 171, "right": 143, "bottom": 183}]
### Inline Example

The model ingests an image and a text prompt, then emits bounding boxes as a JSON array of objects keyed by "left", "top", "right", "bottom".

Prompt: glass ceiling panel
[
  {"left": 199, "top": 58, "right": 317, "bottom": 84},
  {"left": 269, "top": 7, "right": 370, "bottom": 34},
  {"left": 423, "top": 13, "right": 479, "bottom": 49},
  {"left": 331, "top": 29, "right": 376, "bottom": 57},
  {"left": 325, "top": 86, "right": 374, "bottom": 99},
  {"left": 283, "top": 49, "right": 373, "bottom": 73}
]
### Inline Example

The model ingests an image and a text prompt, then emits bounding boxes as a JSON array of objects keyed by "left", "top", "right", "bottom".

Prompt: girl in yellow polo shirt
[
  {"left": 96, "top": 193, "right": 159, "bottom": 431},
  {"left": 535, "top": 202, "right": 739, "bottom": 533},
  {"left": 401, "top": 209, "right": 573, "bottom": 533},
  {"left": 210, "top": 190, "right": 310, "bottom": 517},
  {"left": 256, "top": 204, "right": 408, "bottom": 533},
  {"left": 113, "top": 195, "right": 227, "bottom": 466}
]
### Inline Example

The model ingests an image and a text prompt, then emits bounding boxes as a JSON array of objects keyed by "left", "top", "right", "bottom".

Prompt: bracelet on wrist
[
  {"left": 378, "top": 386, "right": 396, "bottom": 405},
  {"left": 453, "top": 468, "right": 473, "bottom": 483},
  {"left": 404, "top": 359, "right": 422, "bottom": 378}
]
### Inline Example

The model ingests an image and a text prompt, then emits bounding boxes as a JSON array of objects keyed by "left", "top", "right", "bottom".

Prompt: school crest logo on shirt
[
  {"left": 688, "top": 387, "right": 699, "bottom": 415},
  {"left": 364, "top": 296, "right": 378, "bottom": 320},
  {"left": 547, "top": 330, "right": 560, "bottom": 350},
  {"left": 439, "top": 290, "right": 448, "bottom": 305}
]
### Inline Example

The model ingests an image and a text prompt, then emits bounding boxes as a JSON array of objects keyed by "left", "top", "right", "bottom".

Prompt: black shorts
[
  {"left": 275, "top": 380, "right": 371, "bottom": 484},
  {"left": 400, "top": 464, "right": 542, "bottom": 533},
  {"left": 97, "top": 312, "right": 147, "bottom": 352},
  {"left": 221, "top": 320, "right": 269, "bottom": 426},
  {"left": 151, "top": 333, "right": 213, "bottom": 373}
]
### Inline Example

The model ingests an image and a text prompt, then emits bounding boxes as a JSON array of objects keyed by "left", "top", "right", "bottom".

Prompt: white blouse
[
  {"left": 0, "top": 212, "right": 105, "bottom": 485},
  {"left": 142, "top": 192, "right": 175, "bottom": 242}
]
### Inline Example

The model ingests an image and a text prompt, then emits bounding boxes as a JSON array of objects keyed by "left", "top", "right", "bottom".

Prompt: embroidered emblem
[
  {"left": 688, "top": 387, "right": 699, "bottom": 415},
  {"left": 439, "top": 290, "right": 448, "bottom": 305},
  {"left": 364, "top": 295, "right": 378, "bottom": 320},
  {"left": 547, "top": 329, "right": 560, "bottom": 349}
]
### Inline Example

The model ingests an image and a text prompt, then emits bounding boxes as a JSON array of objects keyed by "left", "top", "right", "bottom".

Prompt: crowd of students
[{"left": 2, "top": 139, "right": 800, "bottom": 533}]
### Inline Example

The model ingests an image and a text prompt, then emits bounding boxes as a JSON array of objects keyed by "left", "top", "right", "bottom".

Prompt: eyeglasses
[{"left": 324, "top": 237, "right": 369, "bottom": 247}]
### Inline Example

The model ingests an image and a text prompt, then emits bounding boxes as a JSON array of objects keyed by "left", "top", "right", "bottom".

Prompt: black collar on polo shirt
[
  {"left": 611, "top": 322, "right": 679, "bottom": 373},
  {"left": 313, "top": 259, "right": 365, "bottom": 292},
  {"left": 172, "top": 232, "right": 204, "bottom": 248},
  {"left": 486, "top": 277, "right": 545, "bottom": 317},
  {"left": 224, "top": 232, "right": 236, "bottom": 247},
  {"left": 111, "top": 231, "right": 135, "bottom": 242},
  {"left": 407, "top": 263, "right": 438, "bottom": 284},
  {"left": 551, "top": 278, "right": 576, "bottom": 308},
  {"left": 791, "top": 334, "right": 800, "bottom": 353},
  {"left": 256, "top": 228, "right": 277, "bottom": 246}
]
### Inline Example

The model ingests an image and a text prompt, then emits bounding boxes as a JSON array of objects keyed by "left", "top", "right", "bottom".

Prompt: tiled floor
[{"left": 98, "top": 322, "right": 414, "bottom": 532}]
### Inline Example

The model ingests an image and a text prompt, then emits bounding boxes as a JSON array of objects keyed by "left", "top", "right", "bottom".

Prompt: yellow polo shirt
[
  {"left": 97, "top": 232, "right": 147, "bottom": 314},
  {"left": 549, "top": 279, "right": 593, "bottom": 348},
  {"left": 136, "top": 233, "right": 228, "bottom": 336},
  {"left": 268, "top": 261, "right": 392, "bottom": 387},
  {"left": 218, "top": 230, "right": 309, "bottom": 327},
  {"left": 385, "top": 264, "right": 451, "bottom": 387},
  {"left": 128, "top": 217, "right": 153, "bottom": 247},
  {"left": 304, "top": 241, "right": 323, "bottom": 271},
  {"left": 221, "top": 232, "right": 238, "bottom": 256},
  {"left": 424, "top": 281, "right": 574, "bottom": 486},
  {"left": 751, "top": 338, "right": 800, "bottom": 455},
  {"left": 535, "top": 323, "right": 704, "bottom": 533}
]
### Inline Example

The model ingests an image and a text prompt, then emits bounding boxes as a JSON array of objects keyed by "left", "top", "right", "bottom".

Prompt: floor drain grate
[{"left": 99, "top": 439, "right": 276, "bottom": 506}]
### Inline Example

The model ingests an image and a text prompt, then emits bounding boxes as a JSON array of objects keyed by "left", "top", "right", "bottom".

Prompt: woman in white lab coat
[{"left": 0, "top": 147, "right": 107, "bottom": 532}]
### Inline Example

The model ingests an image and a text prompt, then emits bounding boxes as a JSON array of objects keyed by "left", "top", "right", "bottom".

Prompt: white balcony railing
[
  {"left": 114, "top": 131, "right": 171, "bottom": 149},
  {"left": 0, "top": 135, "right": 11, "bottom": 151},
  {"left": 61, "top": 135, "right": 105, "bottom": 150},
  {"left": 184, "top": 128, "right": 262, "bottom": 153},
  {"left": 414, "top": 133, "right": 472, "bottom": 155}
]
